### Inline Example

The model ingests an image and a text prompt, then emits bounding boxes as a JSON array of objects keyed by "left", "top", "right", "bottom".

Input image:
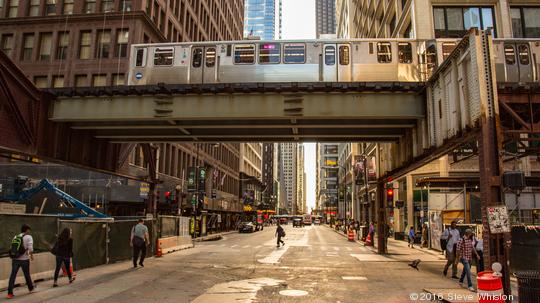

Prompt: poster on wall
[
  {"left": 487, "top": 206, "right": 511, "bottom": 233},
  {"left": 368, "top": 156, "right": 377, "bottom": 182},
  {"left": 429, "top": 211, "right": 443, "bottom": 250}
]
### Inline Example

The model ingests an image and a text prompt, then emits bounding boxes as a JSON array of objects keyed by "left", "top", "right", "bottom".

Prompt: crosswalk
[{"left": 199, "top": 243, "right": 370, "bottom": 254}]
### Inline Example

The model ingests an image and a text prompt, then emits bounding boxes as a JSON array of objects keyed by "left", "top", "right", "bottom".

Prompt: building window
[
  {"left": 79, "top": 31, "right": 91, "bottom": 59},
  {"left": 52, "top": 76, "right": 64, "bottom": 88},
  {"left": 38, "top": 33, "right": 52, "bottom": 61},
  {"left": 22, "top": 34, "right": 34, "bottom": 61},
  {"left": 75, "top": 75, "right": 87, "bottom": 87},
  {"left": 121, "top": 0, "right": 131, "bottom": 11},
  {"left": 112, "top": 73, "right": 124, "bottom": 85},
  {"left": 115, "top": 29, "right": 128, "bottom": 57},
  {"left": 102, "top": 0, "right": 113, "bottom": 12},
  {"left": 433, "top": 6, "right": 495, "bottom": 38},
  {"left": 92, "top": 74, "right": 107, "bottom": 86},
  {"left": 511, "top": 7, "right": 540, "bottom": 38},
  {"left": 96, "top": 30, "right": 111, "bottom": 58},
  {"left": 84, "top": 0, "right": 95, "bottom": 13},
  {"left": 1, "top": 34, "right": 14, "bottom": 57},
  {"left": 45, "top": 0, "right": 56, "bottom": 15},
  {"left": 8, "top": 0, "right": 19, "bottom": 18},
  {"left": 63, "top": 0, "right": 73, "bottom": 14},
  {"left": 56, "top": 32, "right": 69, "bottom": 60},
  {"left": 34, "top": 76, "right": 48, "bottom": 88},
  {"left": 28, "top": 0, "right": 39, "bottom": 16}
]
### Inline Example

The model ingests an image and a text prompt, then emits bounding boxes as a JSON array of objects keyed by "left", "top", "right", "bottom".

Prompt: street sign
[
  {"left": 487, "top": 206, "right": 511, "bottom": 233},
  {"left": 211, "top": 189, "right": 217, "bottom": 199},
  {"left": 187, "top": 167, "right": 196, "bottom": 192},
  {"left": 198, "top": 167, "right": 206, "bottom": 192},
  {"left": 139, "top": 183, "right": 149, "bottom": 198},
  {"left": 190, "top": 194, "right": 197, "bottom": 205}
]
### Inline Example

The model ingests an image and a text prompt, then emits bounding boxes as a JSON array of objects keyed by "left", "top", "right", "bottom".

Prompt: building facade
[
  {"left": 316, "top": 0, "right": 336, "bottom": 38},
  {"left": 262, "top": 143, "right": 279, "bottom": 211},
  {"left": 296, "top": 143, "right": 305, "bottom": 214},
  {"left": 316, "top": 143, "right": 339, "bottom": 221},
  {"left": 279, "top": 142, "right": 297, "bottom": 214},
  {"left": 243, "top": 0, "right": 275, "bottom": 39}
]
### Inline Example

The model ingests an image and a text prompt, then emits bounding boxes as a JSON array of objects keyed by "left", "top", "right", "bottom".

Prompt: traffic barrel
[
  {"left": 156, "top": 238, "right": 162, "bottom": 257},
  {"left": 348, "top": 229, "right": 354, "bottom": 241},
  {"left": 477, "top": 271, "right": 504, "bottom": 303}
]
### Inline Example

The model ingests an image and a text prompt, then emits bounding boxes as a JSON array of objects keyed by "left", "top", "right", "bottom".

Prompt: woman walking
[{"left": 52, "top": 228, "right": 75, "bottom": 287}]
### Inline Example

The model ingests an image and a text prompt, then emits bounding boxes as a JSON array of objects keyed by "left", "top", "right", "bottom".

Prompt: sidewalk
[{"left": 193, "top": 230, "right": 237, "bottom": 242}]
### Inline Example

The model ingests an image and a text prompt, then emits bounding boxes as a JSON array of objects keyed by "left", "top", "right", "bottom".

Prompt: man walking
[
  {"left": 456, "top": 229, "right": 480, "bottom": 291},
  {"left": 276, "top": 223, "right": 285, "bottom": 247},
  {"left": 442, "top": 221, "right": 460, "bottom": 279},
  {"left": 7, "top": 224, "right": 35, "bottom": 299},
  {"left": 130, "top": 219, "right": 150, "bottom": 268}
]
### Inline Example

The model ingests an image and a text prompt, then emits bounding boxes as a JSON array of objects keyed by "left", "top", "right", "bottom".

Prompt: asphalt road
[{"left": 8, "top": 224, "right": 461, "bottom": 303}]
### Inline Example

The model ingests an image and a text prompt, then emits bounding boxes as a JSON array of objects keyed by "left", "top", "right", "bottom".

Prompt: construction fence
[{"left": 0, "top": 213, "right": 190, "bottom": 270}]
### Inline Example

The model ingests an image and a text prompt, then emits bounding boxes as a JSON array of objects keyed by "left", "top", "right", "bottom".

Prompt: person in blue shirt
[{"left": 408, "top": 226, "right": 415, "bottom": 248}]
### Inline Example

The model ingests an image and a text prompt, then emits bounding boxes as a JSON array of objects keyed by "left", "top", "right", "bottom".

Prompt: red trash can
[{"left": 477, "top": 271, "right": 504, "bottom": 303}]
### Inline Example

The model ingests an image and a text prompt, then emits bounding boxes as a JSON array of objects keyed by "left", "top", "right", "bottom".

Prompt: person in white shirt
[
  {"left": 441, "top": 221, "right": 460, "bottom": 279},
  {"left": 7, "top": 224, "right": 35, "bottom": 299}
]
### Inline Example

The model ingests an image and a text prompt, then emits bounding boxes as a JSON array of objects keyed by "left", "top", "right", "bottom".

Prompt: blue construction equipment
[{"left": 9, "top": 179, "right": 108, "bottom": 219}]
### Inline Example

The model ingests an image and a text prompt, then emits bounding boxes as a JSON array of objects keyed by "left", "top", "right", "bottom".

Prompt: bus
[{"left": 303, "top": 214, "right": 312, "bottom": 225}]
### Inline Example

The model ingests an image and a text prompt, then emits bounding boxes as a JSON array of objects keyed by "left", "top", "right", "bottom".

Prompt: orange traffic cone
[
  {"left": 365, "top": 233, "right": 373, "bottom": 246},
  {"left": 156, "top": 239, "right": 163, "bottom": 257},
  {"left": 348, "top": 229, "right": 354, "bottom": 241},
  {"left": 61, "top": 262, "right": 76, "bottom": 277}
]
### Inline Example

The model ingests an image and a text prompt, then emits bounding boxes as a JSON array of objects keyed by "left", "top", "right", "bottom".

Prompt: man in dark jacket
[{"left": 276, "top": 223, "right": 285, "bottom": 247}]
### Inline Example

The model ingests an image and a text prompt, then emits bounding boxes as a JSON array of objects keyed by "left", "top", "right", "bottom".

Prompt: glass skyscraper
[{"left": 244, "top": 0, "right": 276, "bottom": 40}]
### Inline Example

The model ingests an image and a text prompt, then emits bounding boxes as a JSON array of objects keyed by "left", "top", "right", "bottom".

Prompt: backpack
[
  {"left": 9, "top": 234, "right": 27, "bottom": 259},
  {"left": 440, "top": 229, "right": 448, "bottom": 251},
  {"left": 278, "top": 227, "right": 285, "bottom": 237}
]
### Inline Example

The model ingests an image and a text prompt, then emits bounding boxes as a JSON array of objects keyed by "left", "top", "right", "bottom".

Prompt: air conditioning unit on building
[{"left": 503, "top": 171, "right": 525, "bottom": 191}]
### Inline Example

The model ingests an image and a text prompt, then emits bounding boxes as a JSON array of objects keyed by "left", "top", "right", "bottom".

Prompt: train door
[
  {"left": 323, "top": 44, "right": 337, "bottom": 82},
  {"left": 503, "top": 43, "right": 533, "bottom": 83},
  {"left": 190, "top": 46, "right": 217, "bottom": 84},
  {"left": 337, "top": 44, "right": 351, "bottom": 81}
]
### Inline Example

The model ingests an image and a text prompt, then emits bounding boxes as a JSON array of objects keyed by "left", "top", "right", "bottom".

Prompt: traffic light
[
  {"left": 165, "top": 191, "right": 171, "bottom": 203},
  {"left": 386, "top": 188, "right": 394, "bottom": 202}
]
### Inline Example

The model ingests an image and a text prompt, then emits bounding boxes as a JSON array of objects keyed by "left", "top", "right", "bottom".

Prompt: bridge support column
[
  {"left": 377, "top": 180, "right": 387, "bottom": 254},
  {"left": 142, "top": 144, "right": 159, "bottom": 217}
]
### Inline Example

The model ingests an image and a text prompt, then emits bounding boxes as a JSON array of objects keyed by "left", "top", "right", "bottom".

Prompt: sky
[{"left": 280, "top": 0, "right": 317, "bottom": 212}]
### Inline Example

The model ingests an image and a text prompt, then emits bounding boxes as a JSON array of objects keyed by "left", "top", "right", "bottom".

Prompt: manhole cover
[{"left": 279, "top": 290, "right": 308, "bottom": 297}]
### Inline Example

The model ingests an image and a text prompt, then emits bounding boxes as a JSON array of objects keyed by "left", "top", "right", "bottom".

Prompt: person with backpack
[
  {"left": 7, "top": 224, "right": 35, "bottom": 299},
  {"left": 441, "top": 221, "right": 461, "bottom": 279},
  {"left": 276, "top": 222, "right": 285, "bottom": 247},
  {"left": 52, "top": 228, "right": 75, "bottom": 287},
  {"left": 130, "top": 219, "right": 149, "bottom": 268}
]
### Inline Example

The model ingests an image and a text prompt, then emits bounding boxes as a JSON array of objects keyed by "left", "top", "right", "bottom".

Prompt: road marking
[
  {"left": 242, "top": 245, "right": 251, "bottom": 248},
  {"left": 279, "top": 290, "right": 308, "bottom": 297},
  {"left": 255, "top": 245, "right": 262, "bottom": 249},
  {"left": 193, "top": 278, "right": 284, "bottom": 303},
  {"left": 342, "top": 276, "right": 368, "bottom": 281},
  {"left": 333, "top": 247, "right": 340, "bottom": 251},
  {"left": 258, "top": 246, "right": 289, "bottom": 264},
  {"left": 231, "top": 244, "right": 238, "bottom": 248}
]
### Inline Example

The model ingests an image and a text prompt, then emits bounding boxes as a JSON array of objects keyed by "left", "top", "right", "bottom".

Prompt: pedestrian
[
  {"left": 369, "top": 222, "right": 375, "bottom": 241},
  {"left": 456, "top": 229, "right": 480, "bottom": 291},
  {"left": 131, "top": 219, "right": 150, "bottom": 268},
  {"left": 52, "top": 228, "right": 75, "bottom": 287},
  {"left": 442, "top": 221, "right": 460, "bottom": 279},
  {"left": 421, "top": 223, "right": 428, "bottom": 248},
  {"left": 7, "top": 224, "right": 35, "bottom": 299},
  {"left": 408, "top": 226, "right": 415, "bottom": 248},
  {"left": 355, "top": 220, "right": 361, "bottom": 240},
  {"left": 473, "top": 233, "right": 484, "bottom": 273},
  {"left": 276, "top": 222, "right": 285, "bottom": 247}
]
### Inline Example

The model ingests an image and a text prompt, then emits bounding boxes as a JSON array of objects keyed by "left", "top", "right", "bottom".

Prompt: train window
[
  {"left": 325, "top": 46, "right": 335, "bottom": 65},
  {"left": 504, "top": 45, "right": 516, "bottom": 65},
  {"left": 426, "top": 45, "right": 437, "bottom": 68},
  {"left": 154, "top": 47, "right": 174, "bottom": 66},
  {"left": 259, "top": 43, "right": 280, "bottom": 64},
  {"left": 135, "top": 48, "right": 145, "bottom": 67},
  {"left": 339, "top": 45, "right": 350, "bottom": 65},
  {"left": 205, "top": 47, "right": 216, "bottom": 67},
  {"left": 377, "top": 42, "right": 392, "bottom": 63},
  {"left": 398, "top": 43, "right": 412, "bottom": 64},
  {"left": 283, "top": 43, "right": 306, "bottom": 64},
  {"left": 518, "top": 44, "right": 530, "bottom": 65},
  {"left": 192, "top": 48, "right": 203, "bottom": 68},
  {"left": 234, "top": 44, "right": 255, "bottom": 64}
]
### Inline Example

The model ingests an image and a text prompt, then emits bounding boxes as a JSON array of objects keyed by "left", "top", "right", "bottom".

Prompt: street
[{"left": 8, "top": 225, "right": 465, "bottom": 303}]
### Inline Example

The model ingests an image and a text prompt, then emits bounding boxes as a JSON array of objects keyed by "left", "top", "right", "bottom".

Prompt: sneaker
[
  {"left": 6, "top": 294, "right": 14, "bottom": 299},
  {"left": 468, "top": 287, "right": 475, "bottom": 292}
]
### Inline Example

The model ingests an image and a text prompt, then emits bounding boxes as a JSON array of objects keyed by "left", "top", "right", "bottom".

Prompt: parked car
[
  {"left": 313, "top": 219, "right": 321, "bottom": 225},
  {"left": 239, "top": 222, "right": 256, "bottom": 233},
  {"left": 293, "top": 218, "right": 303, "bottom": 228}
]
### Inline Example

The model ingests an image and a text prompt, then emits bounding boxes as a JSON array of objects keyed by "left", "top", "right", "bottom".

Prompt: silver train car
[{"left": 127, "top": 38, "right": 540, "bottom": 85}]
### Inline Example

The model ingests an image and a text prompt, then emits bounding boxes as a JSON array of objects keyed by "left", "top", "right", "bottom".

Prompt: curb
[{"left": 193, "top": 230, "right": 237, "bottom": 242}]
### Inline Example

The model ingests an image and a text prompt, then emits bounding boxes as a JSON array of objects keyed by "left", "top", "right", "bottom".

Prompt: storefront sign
[{"left": 139, "top": 183, "right": 149, "bottom": 198}]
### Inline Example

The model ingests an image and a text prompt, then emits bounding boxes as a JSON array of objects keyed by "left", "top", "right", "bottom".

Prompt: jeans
[
  {"left": 459, "top": 258, "right": 473, "bottom": 288},
  {"left": 133, "top": 243, "right": 146, "bottom": 266},
  {"left": 54, "top": 256, "right": 72, "bottom": 281},
  {"left": 276, "top": 235, "right": 284, "bottom": 247},
  {"left": 8, "top": 259, "right": 34, "bottom": 295},
  {"left": 444, "top": 250, "right": 458, "bottom": 276}
]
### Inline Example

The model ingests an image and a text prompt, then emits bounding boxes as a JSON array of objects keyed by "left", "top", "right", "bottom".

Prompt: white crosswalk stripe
[
  {"left": 320, "top": 246, "right": 327, "bottom": 251},
  {"left": 346, "top": 247, "right": 352, "bottom": 251},
  {"left": 333, "top": 247, "right": 340, "bottom": 251},
  {"left": 242, "top": 245, "right": 250, "bottom": 248}
]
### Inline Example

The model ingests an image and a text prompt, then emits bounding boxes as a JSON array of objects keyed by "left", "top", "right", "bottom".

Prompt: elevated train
[{"left": 128, "top": 38, "right": 540, "bottom": 85}]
